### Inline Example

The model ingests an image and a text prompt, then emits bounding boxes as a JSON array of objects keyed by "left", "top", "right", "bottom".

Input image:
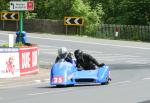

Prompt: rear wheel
[
  {"left": 56, "top": 84, "right": 74, "bottom": 88},
  {"left": 56, "top": 85, "right": 65, "bottom": 88},
  {"left": 101, "top": 77, "right": 110, "bottom": 85}
]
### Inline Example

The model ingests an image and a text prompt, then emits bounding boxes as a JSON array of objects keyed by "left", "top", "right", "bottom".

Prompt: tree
[
  {"left": 35, "top": 0, "right": 72, "bottom": 19},
  {"left": 0, "top": 0, "right": 9, "bottom": 11},
  {"left": 70, "top": 0, "right": 104, "bottom": 35}
]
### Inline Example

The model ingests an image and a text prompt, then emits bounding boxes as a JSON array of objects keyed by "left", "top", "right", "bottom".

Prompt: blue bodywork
[{"left": 50, "top": 59, "right": 111, "bottom": 86}]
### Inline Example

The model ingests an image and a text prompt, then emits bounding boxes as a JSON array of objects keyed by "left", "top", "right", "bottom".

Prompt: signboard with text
[
  {"left": 19, "top": 46, "right": 39, "bottom": 76},
  {"left": 10, "top": 1, "right": 34, "bottom": 11}
]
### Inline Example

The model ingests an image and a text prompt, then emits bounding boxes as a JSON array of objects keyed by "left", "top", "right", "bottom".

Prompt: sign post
[
  {"left": 10, "top": 0, "right": 34, "bottom": 43},
  {"left": 20, "top": 9, "right": 23, "bottom": 36}
]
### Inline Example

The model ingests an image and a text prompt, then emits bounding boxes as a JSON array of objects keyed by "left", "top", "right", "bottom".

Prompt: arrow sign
[
  {"left": 64, "top": 17, "right": 83, "bottom": 26},
  {"left": 1, "top": 12, "right": 19, "bottom": 21}
]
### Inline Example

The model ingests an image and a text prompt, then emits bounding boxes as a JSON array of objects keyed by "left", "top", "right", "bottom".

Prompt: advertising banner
[
  {"left": 19, "top": 46, "right": 39, "bottom": 76},
  {"left": 0, "top": 48, "right": 20, "bottom": 78}
]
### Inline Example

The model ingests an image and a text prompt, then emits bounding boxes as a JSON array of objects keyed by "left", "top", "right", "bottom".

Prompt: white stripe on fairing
[{"left": 28, "top": 36, "right": 150, "bottom": 50}]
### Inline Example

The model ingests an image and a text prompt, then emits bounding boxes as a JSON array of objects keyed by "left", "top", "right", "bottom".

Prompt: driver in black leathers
[{"left": 74, "top": 49, "right": 105, "bottom": 70}]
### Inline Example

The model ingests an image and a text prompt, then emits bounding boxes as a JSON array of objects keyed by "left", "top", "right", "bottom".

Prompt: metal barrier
[{"left": 96, "top": 24, "right": 150, "bottom": 42}]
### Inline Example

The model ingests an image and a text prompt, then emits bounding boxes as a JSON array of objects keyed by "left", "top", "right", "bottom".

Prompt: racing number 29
[{"left": 53, "top": 76, "right": 63, "bottom": 83}]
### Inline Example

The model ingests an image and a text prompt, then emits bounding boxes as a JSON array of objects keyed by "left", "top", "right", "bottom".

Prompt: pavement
[{"left": 0, "top": 68, "right": 50, "bottom": 89}]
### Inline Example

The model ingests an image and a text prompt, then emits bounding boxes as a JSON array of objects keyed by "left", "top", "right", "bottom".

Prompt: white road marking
[
  {"left": 111, "top": 81, "right": 131, "bottom": 85},
  {"left": 39, "top": 44, "right": 149, "bottom": 65},
  {"left": 39, "top": 60, "right": 51, "bottom": 64},
  {"left": 1, "top": 32, "right": 150, "bottom": 50},
  {"left": 33, "top": 79, "right": 49, "bottom": 83},
  {"left": 41, "top": 78, "right": 50, "bottom": 82},
  {"left": 28, "top": 35, "right": 150, "bottom": 50},
  {"left": 27, "top": 89, "right": 74, "bottom": 96},
  {"left": 33, "top": 80, "right": 41, "bottom": 83},
  {"left": 40, "top": 44, "right": 104, "bottom": 54},
  {"left": 42, "top": 51, "right": 56, "bottom": 55},
  {"left": 0, "top": 81, "right": 46, "bottom": 89},
  {"left": 142, "top": 77, "right": 150, "bottom": 80}
]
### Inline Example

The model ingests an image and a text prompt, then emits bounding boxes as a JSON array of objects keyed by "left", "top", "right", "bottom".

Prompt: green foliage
[
  {"left": 14, "top": 42, "right": 24, "bottom": 47},
  {"left": 35, "top": 0, "right": 72, "bottom": 19},
  {"left": 1, "top": 42, "right": 24, "bottom": 47},
  {"left": 0, "top": 0, "right": 9, "bottom": 11},
  {"left": 70, "top": 0, "right": 104, "bottom": 35},
  {"left": 34, "top": 0, "right": 104, "bottom": 35},
  {"left": 87, "top": 0, "right": 150, "bottom": 25},
  {"left": 1, "top": 43, "right": 9, "bottom": 47}
]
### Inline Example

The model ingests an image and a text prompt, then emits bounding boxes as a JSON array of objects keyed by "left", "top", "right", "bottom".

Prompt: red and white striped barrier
[{"left": 0, "top": 46, "right": 39, "bottom": 78}]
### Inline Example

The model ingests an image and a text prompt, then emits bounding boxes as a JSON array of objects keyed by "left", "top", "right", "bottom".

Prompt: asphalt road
[{"left": 0, "top": 31, "right": 150, "bottom": 103}]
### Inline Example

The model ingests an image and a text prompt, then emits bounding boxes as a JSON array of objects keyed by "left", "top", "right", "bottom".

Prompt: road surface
[{"left": 0, "top": 31, "right": 150, "bottom": 103}]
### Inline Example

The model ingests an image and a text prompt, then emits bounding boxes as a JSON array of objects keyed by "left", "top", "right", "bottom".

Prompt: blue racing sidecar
[{"left": 50, "top": 59, "right": 111, "bottom": 87}]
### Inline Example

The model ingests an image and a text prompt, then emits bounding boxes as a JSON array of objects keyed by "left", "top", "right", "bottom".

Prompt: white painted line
[
  {"left": 42, "top": 51, "right": 56, "bottom": 55},
  {"left": 39, "top": 60, "right": 51, "bottom": 64},
  {"left": 28, "top": 36, "right": 150, "bottom": 50},
  {"left": 41, "top": 78, "right": 50, "bottom": 82},
  {"left": 142, "top": 78, "right": 150, "bottom": 80},
  {"left": 33, "top": 80, "right": 41, "bottom": 83},
  {"left": 40, "top": 45, "right": 103, "bottom": 54},
  {"left": 28, "top": 91, "right": 49, "bottom": 96},
  {"left": 27, "top": 89, "right": 74, "bottom": 96},
  {"left": 111, "top": 81, "right": 131, "bottom": 85},
  {"left": 0, "top": 81, "right": 47, "bottom": 89},
  {"left": 1, "top": 32, "right": 150, "bottom": 50},
  {"left": 39, "top": 60, "right": 53, "bottom": 65}
]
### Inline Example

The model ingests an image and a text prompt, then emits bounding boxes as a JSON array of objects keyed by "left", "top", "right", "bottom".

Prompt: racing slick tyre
[
  {"left": 101, "top": 77, "right": 110, "bottom": 85},
  {"left": 56, "top": 84, "right": 74, "bottom": 88}
]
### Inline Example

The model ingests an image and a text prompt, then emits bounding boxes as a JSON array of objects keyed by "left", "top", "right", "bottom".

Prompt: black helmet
[
  {"left": 74, "top": 49, "right": 81, "bottom": 58},
  {"left": 74, "top": 49, "right": 81, "bottom": 55}
]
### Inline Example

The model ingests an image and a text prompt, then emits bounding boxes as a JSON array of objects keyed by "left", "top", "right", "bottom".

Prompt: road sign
[
  {"left": 64, "top": 17, "right": 83, "bottom": 26},
  {"left": 1, "top": 12, "right": 19, "bottom": 21},
  {"left": 10, "top": 1, "right": 34, "bottom": 11}
]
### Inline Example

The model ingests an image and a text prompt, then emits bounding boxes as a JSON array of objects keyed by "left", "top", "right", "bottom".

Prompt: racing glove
[{"left": 98, "top": 63, "right": 105, "bottom": 67}]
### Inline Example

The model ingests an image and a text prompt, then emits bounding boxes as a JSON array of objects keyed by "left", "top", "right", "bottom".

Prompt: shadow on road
[
  {"left": 138, "top": 100, "right": 150, "bottom": 103},
  {"left": 37, "top": 83, "right": 103, "bottom": 89}
]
